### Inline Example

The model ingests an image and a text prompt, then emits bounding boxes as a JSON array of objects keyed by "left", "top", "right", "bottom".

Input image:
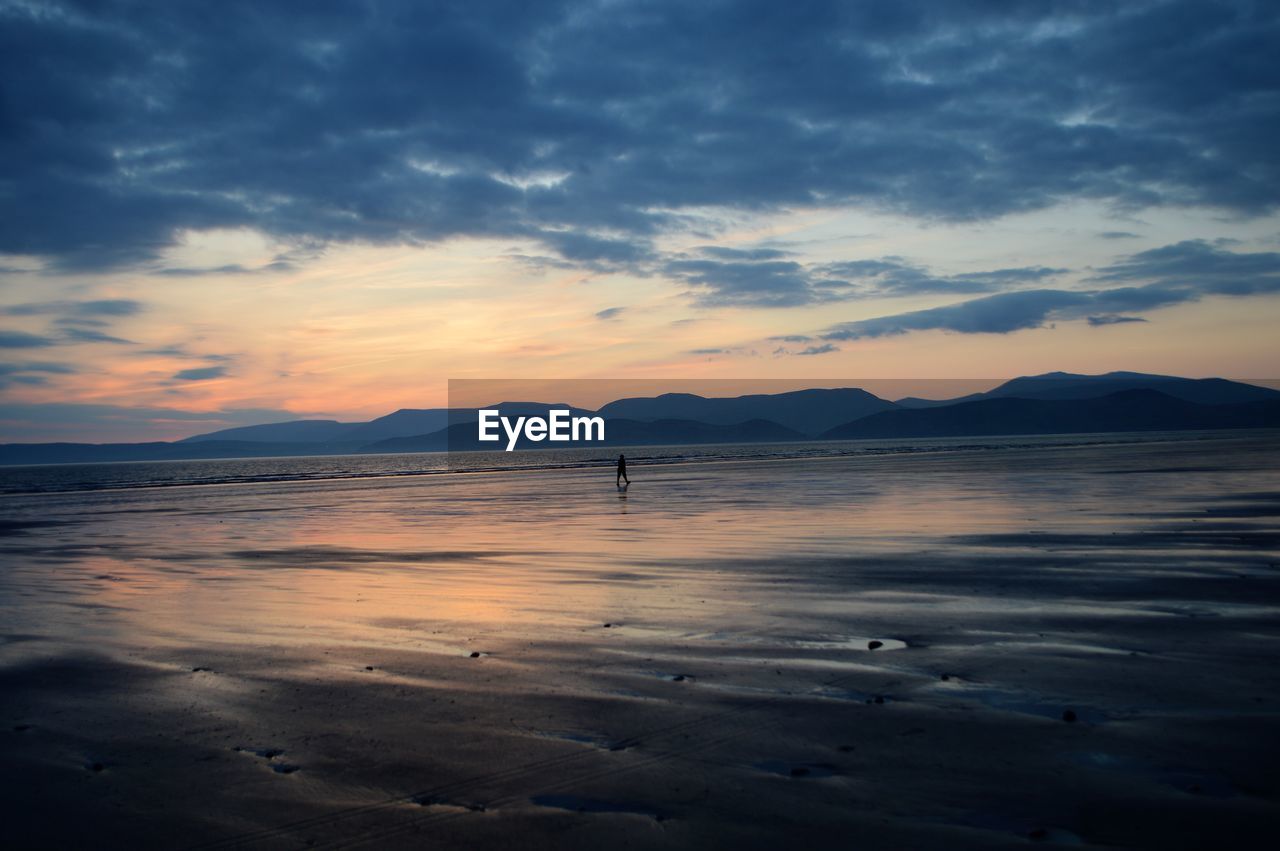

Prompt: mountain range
[{"left": 3, "top": 372, "right": 1277, "bottom": 465}]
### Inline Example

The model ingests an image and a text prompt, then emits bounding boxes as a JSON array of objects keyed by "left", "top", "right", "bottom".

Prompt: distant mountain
[
  {"left": 893, "top": 394, "right": 986, "bottom": 409},
  {"left": 179, "top": 420, "right": 360, "bottom": 443},
  {"left": 597, "top": 388, "right": 896, "bottom": 435},
  {"left": 324, "top": 408, "right": 453, "bottom": 443},
  {"left": 365, "top": 417, "right": 804, "bottom": 453},
  {"left": 5, "top": 375, "right": 1278, "bottom": 466},
  {"left": 895, "top": 372, "right": 1279, "bottom": 408},
  {"left": 824, "top": 389, "right": 1280, "bottom": 440},
  {"left": 181, "top": 408, "right": 458, "bottom": 445}
]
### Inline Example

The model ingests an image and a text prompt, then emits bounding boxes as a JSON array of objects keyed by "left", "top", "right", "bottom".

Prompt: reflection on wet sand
[{"left": 1, "top": 433, "right": 1278, "bottom": 848}]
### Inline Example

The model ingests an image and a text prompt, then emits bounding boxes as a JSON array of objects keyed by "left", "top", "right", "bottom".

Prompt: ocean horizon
[{"left": 1, "top": 428, "right": 1264, "bottom": 495}]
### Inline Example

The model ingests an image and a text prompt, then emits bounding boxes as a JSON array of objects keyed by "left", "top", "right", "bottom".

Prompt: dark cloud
[
  {"left": 2, "top": 299, "right": 144, "bottom": 317},
  {"left": 1098, "top": 231, "right": 1142, "bottom": 239},
  {"left": 0, "top": 362, "right": 75, "bottom": 375},
  {"left": 665, "top": 248, "right": 1067, "bottom": 307},
  {"left": 1087, "top": 315, "right": 1148, "bottom": 326},
  {"left": 60, "top": 327, "right": 134, "bottom": 344},
  {"left": 821, "top": 241, "right": 1280, "bottom": 339},
  {"left": 139, "top": 345, "right": 234, "bottom": 361},
  {"left": 152, "top": 261, "right": 294, "bottom": 277},
  {"left": 0, "top": 358, "right": 76, "bottom": 389},
  {"left": 3, "top": 1, "right": 1277, "bottom": 271},
  {"left": 0, "top": 361, "right": 76, "bottom": 389},
  {"left": 540, "top": 232, "right": 653, "bottom": 268},
  {"left": 689, "top": 348, "right": 728, "bottom": 355},
  {"left": 816, "top": 258, "right": 1066, "bottom": 297},
  {"left": 697, "top": 246, "right": 794, "bottom": 261},
  {"left": 594, "top": 306, "right": 625, "bottom": 320},
  {"left": 1087, "top": 239, "right": 1280, "bottom": 295},
  {"left": 664, "top": 256, "right": 852, "bottom": 308},
  {"left": 172, "top": 366, "right": 228, "bottom": 381},
  {"left": 823, "top": 289, "right": 1092, "bottom": 339},
  {"left": 795, "top": 343, "right": 838, "bottom": 356},
  {"left": 1, "top": 298, "right": 141, "bottom": 348},
  {"left": 0, "top": 331, "right": 55, "bottom": 348}
]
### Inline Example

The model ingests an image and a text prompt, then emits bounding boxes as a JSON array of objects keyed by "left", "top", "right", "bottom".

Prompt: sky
[{"left": 1, "top": 0, "right": 1279, "bottom": 442}]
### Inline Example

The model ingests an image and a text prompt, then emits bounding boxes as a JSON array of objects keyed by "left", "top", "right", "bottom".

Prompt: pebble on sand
[
  {"left": 469, "top": 651, "right": 481, "bottom": 658},
  {"left": 1062, "top": 709, "right": 1078, "bottom": 723},
  {"left": 868, "top": 640, "right": 884, "bottom": 650}
]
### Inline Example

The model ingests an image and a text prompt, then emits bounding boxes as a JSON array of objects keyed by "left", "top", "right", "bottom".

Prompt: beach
[{"left": 2, "top": 432, "right": 1278, "bottom": 849}]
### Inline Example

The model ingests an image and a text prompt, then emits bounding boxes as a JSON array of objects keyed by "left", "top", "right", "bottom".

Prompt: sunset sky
[{"left": 2, "top": 1, "right": 1278, "bottom": 442}]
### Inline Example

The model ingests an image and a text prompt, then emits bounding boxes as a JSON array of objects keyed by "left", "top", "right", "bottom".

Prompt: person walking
[{"left": 616, "top": 453, "right": 630, "bottom": 487}]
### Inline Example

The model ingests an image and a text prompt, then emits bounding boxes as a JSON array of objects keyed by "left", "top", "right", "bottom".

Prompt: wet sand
[{"left": 2, "top": 434, "right": 1279, "bottom": 848}]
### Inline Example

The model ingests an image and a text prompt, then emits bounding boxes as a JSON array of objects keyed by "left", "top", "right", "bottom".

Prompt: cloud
[
  {"left": 1087, "top": 315, "right": 1148, "bottom": 326},
  {"left": 2, "top": 299, "right": 144, "bottom": 317},
  {"left": 697, "top": 246, "right": 794, "bottom": 261},
  {"left": 815, "top": 258, "right": 1066, "bottom": 297},
  {"left": 139, "top": 345, "right": 234, "bottom": 361},
  {"left": 689, "top": 348, "right": 728, "bottom": 355},
  {"left": 0, "top": 361, "right": 77, "bottom": 389},
  {"left": 594, "top": 306, "right": 625, "bottom": 320},
  {"left": 795, "top": 343, "right": 838, "bottom": 356},
  {"left": 0, "top": 330, "right": 55, "bottom": 348},
  {"left": 1088, "top": 239, "right": 1280, "bottom": 296},
  {"left": 152, "top": 261, "right": 294, "bottom": 277},
  {"left": 1, "top": 298, "right": 141, "bottom": 348},
  {"left": 172, "top": 366, "right": 229, "bottom": 381},
  {"left": 540, "top": 232, "right": 654, "bottom": 268},
  {"left": 1098, "top": 231, "right": 1142, "bottom": 240},
  {"left": 3, "top": 2, "right": 1277, "bottom": 272},
  {"left": 823, "top": 289, "right": 1092, "bottom": 339},
  {"left": 0, "top": 362, "right": 75, "bottom": 375},
  {"left": 664, "top": 248, "right": 1068, "bottom": 307},
  {"left": 664, "top": 256, "right": 852, "bottom": 308},
  {"left": 60, "top": 327, "right": 134, "bottom": 344},
  {"left": 821, "top": 241, "right": 1280, "bottom": 339}
]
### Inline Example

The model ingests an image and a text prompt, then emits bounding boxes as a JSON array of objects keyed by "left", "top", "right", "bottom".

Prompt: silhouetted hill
[
  {"left": 179, "top": 420, "right": 359, "bottom": 443},
  {"left": 332, "top": 409, "right": 453, "bottom": 443},
  {"left": 5, "top": 376, "right": 1279, "bottom": 466},
  {"left": 824, "top": 389, "right": 1280, "bottom": 439},
  {"left": 895, "top": 372, "right": 1279, "bottom": 408},
  {"left": 597, "top": 388, "right": 895, "bottom": 435},
  {"left": 894, "top": 394, "right": 987, "bottom": 409},
  {"left": 182, "top": 409, "right": 461, "bottom": 445}
]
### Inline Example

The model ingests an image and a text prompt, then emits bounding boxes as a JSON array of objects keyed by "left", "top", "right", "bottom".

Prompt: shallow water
[{"left": 1, "top": 432, "right": 1278, "bottom": 848}]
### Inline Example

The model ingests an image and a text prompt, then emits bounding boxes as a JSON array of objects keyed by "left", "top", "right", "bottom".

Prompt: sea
[{"left": 0, "top": 429, "right": 1256, "bottom": 496}]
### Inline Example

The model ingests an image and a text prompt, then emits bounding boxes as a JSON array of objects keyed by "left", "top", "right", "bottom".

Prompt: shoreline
[{"left": 2, "top": 427, "right": 1275, "bottom": 497}]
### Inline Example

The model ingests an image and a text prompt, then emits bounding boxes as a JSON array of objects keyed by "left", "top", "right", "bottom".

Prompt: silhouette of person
[{"left": 616, "top": 453, "right": 630, "bottom": 487}]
